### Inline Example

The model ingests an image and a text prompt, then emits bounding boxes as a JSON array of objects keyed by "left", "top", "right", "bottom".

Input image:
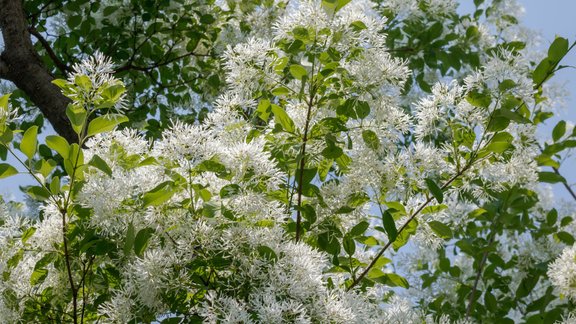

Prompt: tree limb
[
  {"left": 0, "top": 0, "right": 76, "bottom": 143},
  {"left": 552, "top": 165, "right": 576, "bottom": 201},
  {"left": 28, "top": 26, "right": 72, "bottom": 75},
  {"left": 115, "top": 50, "right": 210, "bottom": 73}
]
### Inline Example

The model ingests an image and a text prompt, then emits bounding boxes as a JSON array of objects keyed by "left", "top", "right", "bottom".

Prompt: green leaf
[
  {"left": 498, "top": 79, "right": 516, "bottom": 92},
  {"left": 88, "top": 154, "right": 113, "bottom": 176},
  {"left": 486, "top": 115, "right": 510, "bottom": 132},
  {"left": 552, "top": 120, "right": 566, "bottom": 142},
  {"left": 538, "top": 171, "right": 566, "bottom": 184},
  {"left": 425, "top": 178, "right": 443, "bottom": 203},
  {"left": 27, "top": 186, "right": 51, "bottom": 201},
  {"left": 74, "top": 74, "right": 92, "bottom": 90},
  {"left": 256, "top": 99, "right": 271, "bottom": 121},
  {"left": 427, "top": 221, "right": 453, "bottom": 239},
  {"left": 548, "top": 37, "right": 569, "bottom": 63},
  {"left": 516, "top": 273, "right": 539, "bottom": 298},
  {"left": 271, "top": 104, "right": 296, "bottom": 133},
  {"left": 0, "top": 163, "right": 18, "bottom": 179},
  {"left": 382, "top": 209, "right": 398, "bottom": 241},
  {"left": 66, "top": 105, "right": 87, "bottom": 135},
  {"left": 21, "top": 227, "right": 37, "bottom": 243},
  {"left": 67, "top": 15, "right": 82, "bottom": 28},
  {"left": 337, "top": 99, "right": 370, "bottom": 120},
  {"left": 384, "top": 201, "right": 406, "bottom": 215},
  {"left": 0, "top": 93, "right": 10, "bottom": 110},
  {"left": 343, "top": 236, "right": 356, "bottom": 255},
  {"left": 35, "top": 159, "right": 57, "bottom": 178},
  {"left": 561, "top": 217, "right": 573, "bottom": 227},
  {"left": 124, "top": 223, "right": 135, "bottom": 255},
  {"left": 317, "top": 158, "right": 332, "bottom": 181},
  {"left": 485, "top": 290, "right": 498, "bottom": 312},
  {"left": 533, "top": 59, "right": 551, "bottom": 86},
  {"left": 466, "top": 90, "right": 491, "bottom": 108},
  {"left": 30, "top": 268, "right": 48, "bottom": 285},
  {"left": 271, "top": 87, "right": 290, "bottom": 96},
  {"left": 0, "top": 128, "right": 12, "bottom": 145},
  {"left": 349, "top": 221, "right": 369, "bottom": 237},
  {"left": 546, "top": 209, "right": 558, "bottom": 226},
  {"left": 393, "top": 219, "right": 418, "bottom": 251},
  {"left": 350, "top": 20, "right": 367, "bottom": 31},
  {"left": 556, "top": 231, "right": 575, "bottom": 245},
  {"left": 220, "top": 184, "right": 241, "bottom": 198},
  {"left": 355, "top": 101, "right": 370, "bottom": 119},
  {"left": 292, "top": 27, "right": 309, "bottom": 42},
  {"left": 49, "top": 176, "right": 61, "bottom": 195},
  {"left": 322, "top": 0, "right": 351, "bottom": 14},
  {"left": 479, "top": 132, "right": 513, "bottom": 157},
  {"left": 421, "top": 204, "right": 448, "bottom": 214},
  {"left": 362, "top": 130, "right": 380, "bottom": 150},
  {"left": 535, "top": 155, "right": 560, "bottom": 168},
  {"left": 45, "top": 135, "right": 70, "bottom": 158},
  {"left": 289, "top": 64, "right": 307, "bottom": 80},
  {"left": 347, "top": 192, "right": 369, "bottom": 208},
  {"left": 321, "top": 141, "right": 343, "bottom": 159},
  {"left": 368, "top": 270, "right": 409, "bottom": 288},
  {"left": 134, "top": 228, "right": 154, "bottom": 257},
  {"left": 34, "top": 253, "right": 56, "bottom": 271},
  {"left": 98, "top": 84, "right": 126, "bottom": 108},
  {"left": 142, "top": 181, "right": 176, "bottom": 207},
  {"left": 51, "top": 79, "right": 70, "bottom": 90},
  {"left": 20, "top": 126, "right": 38, "bottom": 160},
  {"left": 257, "top": 245, "right": 278, "bottom": 260},
  {"left": 86, "top": 114, "right": 129, "bottom": 137}
]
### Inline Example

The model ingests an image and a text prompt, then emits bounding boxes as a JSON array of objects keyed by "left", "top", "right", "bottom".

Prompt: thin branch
[
  {"left": 295, "top": 94, "right": 314, "bottom": 242},
  {"left": 115, "top": 51, "right": 210, "bottom": 73},
  {"left": 466, "top": 233, "right": 496, "bottom": 317},
  {"left": 80, "top": 256, "right": 95, "bottom": 324},
  {"left": 26, "top": 0, "right": 55, "bottom": 21},
  {"left": 60, "top": 207, "right": 78, "bottom": 324},
  {"left": 536, "top": 143, "right": 576, "bottom": 202},
  {"left": 347, "top": 163, "right": 473, "bottom": 291},
  {"left": 552, "top": 165, "right": 576, "bottom": 201},
  {"left": 28, "top": 26, "right": 72, "bottom": 75}
]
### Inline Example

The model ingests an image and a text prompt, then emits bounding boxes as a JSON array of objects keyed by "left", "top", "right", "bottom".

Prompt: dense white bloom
[
  {"left": 548, "top": 244, "right": 576, "bottom": 300},
  {"left": 222, "top": 38, "right": 277, "bottom": 94}
]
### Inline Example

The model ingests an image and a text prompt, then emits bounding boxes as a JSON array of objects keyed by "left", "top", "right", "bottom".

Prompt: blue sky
[
  {"left": 515, "top": 0, "right": 576, "bottom": 200},
  {"left": 1, "top": 0, "right": 576, "bottom": 201}
]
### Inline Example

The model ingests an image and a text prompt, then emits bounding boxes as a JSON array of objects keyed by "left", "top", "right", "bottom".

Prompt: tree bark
[{"left": 0, "top": 0, "right": 76, "bottom": 143}]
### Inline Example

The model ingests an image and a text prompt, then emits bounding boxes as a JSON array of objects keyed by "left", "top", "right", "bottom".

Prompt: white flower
[
  {"left": 548, "top": 244, "right": 576, "bottom": 300},
  {"left": 222, "top": 38, "right": 277, "bottom": 95}
]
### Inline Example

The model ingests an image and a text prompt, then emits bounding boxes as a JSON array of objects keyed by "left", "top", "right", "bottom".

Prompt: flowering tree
[{"left": 1, "top": 0, "right": 576, "bottom": 323}]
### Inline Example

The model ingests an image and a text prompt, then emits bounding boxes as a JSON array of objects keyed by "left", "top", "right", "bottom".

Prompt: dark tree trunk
[{"left": 0, "top": 0, "right": 76, "bottom": 143}]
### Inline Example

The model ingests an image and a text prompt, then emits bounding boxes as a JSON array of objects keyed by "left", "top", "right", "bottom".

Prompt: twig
[
  {"left": 28, "top": 26, "right": 72, "bottom": 75},
  {"left": 347, "top": 163, "right": 472, "bottom": 291},
  {"left": 466, "top": 233, "right": 496, "bottom": 317},
  {"left": 552, "top": 166, "right": 576, "bottom": 201},
  {"left": 115, "top": 51, "right": 210, "bottom": 73}
]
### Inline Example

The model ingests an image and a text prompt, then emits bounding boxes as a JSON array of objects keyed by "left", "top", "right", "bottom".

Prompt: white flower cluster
[{"left": 548, "top": 244, "right": 576, "bottom": 300}]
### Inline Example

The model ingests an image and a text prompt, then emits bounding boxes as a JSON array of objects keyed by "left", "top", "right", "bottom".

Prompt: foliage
[{"left": 1, "top": 0, "right": 576, "bottom": 323}]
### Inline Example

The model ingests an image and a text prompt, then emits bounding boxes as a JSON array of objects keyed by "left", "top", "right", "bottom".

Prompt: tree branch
[
  {"left": 28, "top": 26, "right": 72, "bottom": 75},
  {"left": 466, "top": 233, "right": 496, "bottom": 317},
  {"left": 347, "top": 162, "right": 473, "bottom": 291},
  {"left": 115, "top": 51, "right": 210, "bottom": 73},
  {"left": 0, "top": 0, "right": 76, "bottom": 143},
  {"left": 552, "top": 165, "right": 576, "bottom": 201}
]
